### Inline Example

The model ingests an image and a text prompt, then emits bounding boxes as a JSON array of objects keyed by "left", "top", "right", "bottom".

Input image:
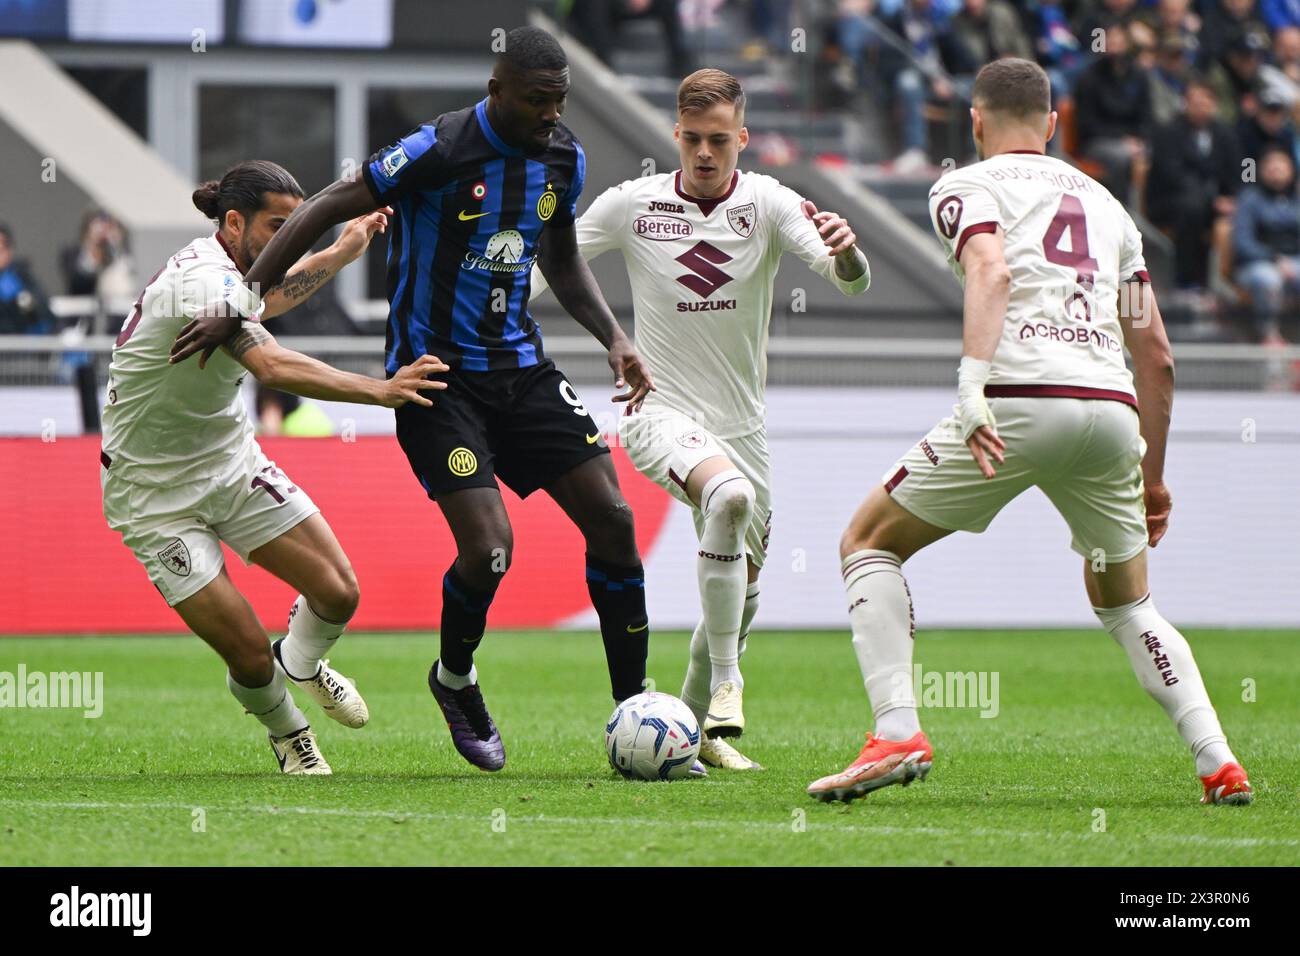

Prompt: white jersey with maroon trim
[
  {"left": 531, "top": 169, "right": 870, "bottom": 438},
  {"left": 101, "top": 233, "right": 261, "bottom": 487},
  {"left": 928, "top": 150, "right": 1148, "bottom": 405}
]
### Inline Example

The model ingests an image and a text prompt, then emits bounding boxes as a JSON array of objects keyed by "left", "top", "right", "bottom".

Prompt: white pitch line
[{"left": 0, "top": 800, "right": 1294, "bottom": 850}]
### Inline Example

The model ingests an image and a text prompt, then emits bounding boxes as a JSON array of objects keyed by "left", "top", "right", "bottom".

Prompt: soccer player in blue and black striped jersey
[{"left": 172, "top": 27, "right": 659, "bottom": 774}]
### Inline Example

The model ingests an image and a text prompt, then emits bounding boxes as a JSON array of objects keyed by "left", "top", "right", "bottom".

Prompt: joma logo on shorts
[
  {"left": 919, "top": 440, "right": 940, "bottom": 465},
  {"left": 698, "top": 549, "right": 743, "bottom": 562}
]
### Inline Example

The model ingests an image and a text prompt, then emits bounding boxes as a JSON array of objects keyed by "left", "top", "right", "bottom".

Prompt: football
[{"left": 604, "top": 692, "right": 701, "bottom": 781}]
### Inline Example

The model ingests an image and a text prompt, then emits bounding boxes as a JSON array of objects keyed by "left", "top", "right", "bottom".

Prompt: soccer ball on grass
[{"left": 604, "top": 692, "right": 701, "bottom": 780}]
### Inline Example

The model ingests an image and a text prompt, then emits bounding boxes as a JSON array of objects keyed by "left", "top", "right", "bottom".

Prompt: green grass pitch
[{"left": 0, "top": 629, "right": 1296, "bottom": 866}]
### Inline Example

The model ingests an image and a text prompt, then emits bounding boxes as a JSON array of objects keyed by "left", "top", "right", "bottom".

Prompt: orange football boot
[
  {"left": 807, "top": 731, "right": 933, "bottom": 803},
  {"left": 1200, "top": 761, "right": 1253, "bottom": 805}
]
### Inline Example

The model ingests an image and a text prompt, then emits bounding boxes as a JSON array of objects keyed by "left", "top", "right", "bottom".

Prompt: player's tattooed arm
[
  {"left": 229, "top": 325, "right": 448, "bottom": 409},
  {"left": 259, "top": 208, "right": 392, "bottom": 319},
  {"left": 224, "top": 322, "right": 273, "bottom": 359},
  {"left": 172, "top": 172, "right": 385, "bottom": 365},
  {"left": 260, "top": 266, "right": 331, "bottom": 318}
]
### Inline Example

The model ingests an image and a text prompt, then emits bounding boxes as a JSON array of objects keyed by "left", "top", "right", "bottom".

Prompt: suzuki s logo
[{"left": 675, "top": 241, "right": 734, "bottom": 298}]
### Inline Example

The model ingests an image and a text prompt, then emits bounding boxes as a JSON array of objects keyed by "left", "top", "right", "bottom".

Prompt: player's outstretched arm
[
  {"left": 225, "top": 322, "right": 447, "bottom": 409},
  {"left": 260, "top": 208, "right": 393, "bottom": 319},
  {"left": 798, "top": 199, "right": 871, "bottom": 289},
  {"left": 955, "top": 229, "right": 1012, "bottom": 479},
  {"left": 537, "top": 220, "right": 656, "bottom": 410},
  {"left": 171, "top": 173, "right": 383, "bottom": 366},
  {"left": 1118, "top": 279, "right": 1176, "bottom": 546}
]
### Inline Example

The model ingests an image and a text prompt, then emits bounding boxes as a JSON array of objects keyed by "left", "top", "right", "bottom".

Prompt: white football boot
[
  {"left": 699, "top": 735, "right": 763, "bottom": 770},
  {"left": 273, "top": 639, "right": 369, "bottom": 729},
  {"left": 269, "top": 727, "right": 333, "bottom": 775},
  {"left": 702, "top": 680, "right": 745, "bottom": 738}
]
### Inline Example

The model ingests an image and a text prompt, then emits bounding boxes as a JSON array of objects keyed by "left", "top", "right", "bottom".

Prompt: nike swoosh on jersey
[{"left": 458, "top": 210, "right": 489, "bottom": 221}]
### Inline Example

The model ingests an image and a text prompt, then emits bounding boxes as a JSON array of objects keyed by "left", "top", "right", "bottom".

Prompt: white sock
[
  {"left": 843, "top": 549, "right": 921, "bottom": 741},
  {"left": 1094, "top": 593, "right": 1235, "bottom": 776},
  {"left": 737, "top": 580, "right": 760, "bottom": 660},
  {"left": 682, "top": 581, "right": 760, "bottom": 722},
  {"left": 696, "top": 470, "right": 754, "bottom": 692},
  {"left": 280, "top": 595, "right": 348, "bottom": 680},
  {"left": 227, "top": 668, "right": 307, "bottom": 738},
  {"left": 437, "top": 660, "right": 478, "bottom": 690},
  {"left": 682, "top": 620, "right": 711, "bottom": 724}
]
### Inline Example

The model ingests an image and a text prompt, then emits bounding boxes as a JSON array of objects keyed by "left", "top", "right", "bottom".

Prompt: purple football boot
[{"left": 427, "top": 662, "right": 505, "bottom": 772}]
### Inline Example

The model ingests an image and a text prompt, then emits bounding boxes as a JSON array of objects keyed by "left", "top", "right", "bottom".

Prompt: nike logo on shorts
[{"left": 586, "top": 433, "right": 601, "bottom": 444}]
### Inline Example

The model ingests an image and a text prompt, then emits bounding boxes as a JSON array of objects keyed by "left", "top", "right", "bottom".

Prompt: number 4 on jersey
[{"left": 1041, "top": 193, "right": 1098, "bottom": 286}]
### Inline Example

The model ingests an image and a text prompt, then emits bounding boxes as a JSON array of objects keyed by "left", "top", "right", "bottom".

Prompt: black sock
[
  {"left": 439, "top": 563, "right": 498, "bottom": 677},
  {"left": 586, "top": 554, "right": 649, "bottom": 702}
]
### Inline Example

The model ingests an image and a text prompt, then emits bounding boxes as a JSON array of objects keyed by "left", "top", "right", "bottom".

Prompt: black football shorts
[{"left": 395, "top": 358, "right": 610, "bottom": 500}]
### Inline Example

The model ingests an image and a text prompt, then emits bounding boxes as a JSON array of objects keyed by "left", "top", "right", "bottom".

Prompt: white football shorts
[
  {"left": 102, "top": 445, "right": 319, "bottom": 606},
  {"left": 618, "top": 403, "right": 773, "bottom": 568},
  {"left": 883, "top": 396, "right": 1148, "bottom": 563}
]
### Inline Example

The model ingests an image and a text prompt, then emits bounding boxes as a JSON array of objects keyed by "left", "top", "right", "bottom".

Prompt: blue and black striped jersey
[{"left": 363, "top": 98, "right": 585, "bottom": 373}]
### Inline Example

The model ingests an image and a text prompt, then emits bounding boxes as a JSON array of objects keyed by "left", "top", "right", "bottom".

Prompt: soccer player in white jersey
[
  {"left": 102, "top": 160, "right": 445, "bottom": 774},
  {"left": 807, "top": 59, "right": 1252, "bottom": 806},
  {"left": 532, "top": 69, "right": 871, "bottom": 769}
]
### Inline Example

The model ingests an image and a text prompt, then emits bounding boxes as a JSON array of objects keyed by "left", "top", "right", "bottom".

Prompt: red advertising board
[{"left": 0, "top": 437, "right": 671, "bottom": 634}]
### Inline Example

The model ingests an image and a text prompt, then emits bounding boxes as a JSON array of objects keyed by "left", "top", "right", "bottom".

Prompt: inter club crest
[
  {"left": 727, "top": 202, "right": 756, "bottom": 238},
  {"left": 157, "top": 539, "right": 191, "bottom": 577}
]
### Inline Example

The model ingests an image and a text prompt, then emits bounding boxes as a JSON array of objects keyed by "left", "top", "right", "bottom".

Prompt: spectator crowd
[
  {"left": 8, "top": 2, "right": 1300, "bottom": 346},
  {"left": 823, "top": 0, "right": 1300, "bottom": 342},
  {"left": 555, "top": 0, "right": 1300, "bottom": 342}
]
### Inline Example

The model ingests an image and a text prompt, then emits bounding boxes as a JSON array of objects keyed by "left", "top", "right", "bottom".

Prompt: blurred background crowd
[
  {"left": 4, "top": 0, "right": 1298, "bottom": 370},
  {"left": 560, "top": 0, "right": 1300, "bottom": 345}
]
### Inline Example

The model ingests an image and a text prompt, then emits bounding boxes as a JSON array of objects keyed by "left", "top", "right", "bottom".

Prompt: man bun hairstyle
[
  {"left": 677, "top": 68, "right": 745, "bottom": 121},
  {"left": 971, "top": 57, "right": 1051, "bottom": 120},
  {"left": 192, "top": 159, "right": 305, "bottom": 222},
  {"left": 498, "top": 25, "right": 568, "bottom": 74}
]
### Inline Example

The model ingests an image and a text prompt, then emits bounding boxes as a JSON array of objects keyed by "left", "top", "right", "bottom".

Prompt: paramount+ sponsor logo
[{"left": 634, "top": 214, "right": 693, "bottom": 241}]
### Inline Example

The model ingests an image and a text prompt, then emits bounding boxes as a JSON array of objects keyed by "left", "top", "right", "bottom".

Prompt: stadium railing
[{"left": 3, "top": 329, "right": 1299, "bottom": 395}]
